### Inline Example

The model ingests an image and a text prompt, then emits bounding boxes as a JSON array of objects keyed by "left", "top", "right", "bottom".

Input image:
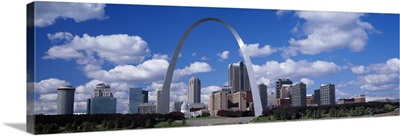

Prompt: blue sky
[{"left": 31, "top": 2, "right": 399, "bottom": 114}]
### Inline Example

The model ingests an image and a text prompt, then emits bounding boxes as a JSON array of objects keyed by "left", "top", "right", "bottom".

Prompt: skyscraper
[
  {"left": 290, "top": 82, "right": 307, "bottom": 107},
  {"left": 258, "top": 84, "right": 268, "bottom": 111},
  {"left": 320, "top": 84, "right": 335, "bottom": 105},
  {"left": 86, "top": 83, "right": 117, "bottom": 114},
  {"left": 188, "top": 76, "right": 201, "bottom": 103},
  {"left": 129, "top": 88, "right": 145, "bottom": 114},
  {"left": 57, "top": 86, "right": 75, "bottom": 115},
  {"left": 156, "top": 87, "right": 169, "bottom": 113},
  {"left": 275, "top": 78, "right": 292, "bottom": 99},
  {"left": 173, "top": 101, "right": 184, "bottom": 112},
  {"left": 228, "top": 61, "right": 251, "bottom": 91},
  {"left": 142, "top": 90, "right": 149, "bottom": 103},
  {"left": 314, "top": 89, "right": 321, "bottom": 106}
]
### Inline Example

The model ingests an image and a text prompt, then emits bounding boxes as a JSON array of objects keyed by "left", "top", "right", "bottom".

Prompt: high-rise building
[
  {"left": 258, "top": 84, "right": 268, "bottom": 111},
  {"left": 57, "top": 86, "right": 75, "bottom": 115},
  {"left": 209, "top": 88, "right": 231, "bottom": 116},
  {"left": 129, "top": 88, "right": 146, "bottom": 114},
  {"left": 138, "top": 103, "right": 156, "bottom": 114},
  {"left": 156, "top": 87, "right": 169, "bottom": 113},
  {"left": 173, "top": 101, "right": 184, "bottom": 112},
  {"left": 306, "top": 94, "right": 317, "bottom": 106},
  {"left": 338, "top": 98, "right": 355, "bottom": 104},
  {"left": 267, "top": 92, "right": 277, "bottom": 107},
  {"left": 142, "top": 90, "right": 149, "bottom": 103},
  {"left": 290, "top": 82, "right": 307, "bottom": 107},
  {"left": 275, "top": 78, "right": 292, "bottom": 99},
  {"left": 354, "top": 94, "right": 366, "bottom": 103},
  {"left": 314, "top": 89, "right": 321, "bottom": 106},
  {"left": 188, "top": 76, "right": 201, "bottom": 104},
  {"left": 231, "top": 91, "right": 247, "bottom": 111},
  {"left": 86, "top": 83, "right": 117, "bottom": 114},
  {"left": 228, "top": 61, "right": 251, "bottom": 91},
  {"left": 320, "top": 84, "right": 335, "bottom": 106}
]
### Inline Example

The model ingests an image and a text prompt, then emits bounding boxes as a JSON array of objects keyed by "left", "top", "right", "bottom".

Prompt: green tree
[
  {"left": 328, "top": 108, "right": 336, "bottom": 117},
  {"left": 145, "top": 118, "right": 153, "bottom": 128},
  {"left": 384, "top": 104, "right": 394, "bottom": 112},
  {"left": 81, "top": 121, "right": 92, "bottom": 131},
  {"left": 167, "top": 119, "right": 174, "bottom": 127},
  {"left": 106, "top": 120, "right": 114, "bottom": 130},
  {"left": 182, "top": 118, "right": 187, "bottom": 126},
  {"left": 130, "top": 120, "right": 136, "bottom": 129},
  {"left": 35, "top": 123, "right": 43, "bottom": 134}
]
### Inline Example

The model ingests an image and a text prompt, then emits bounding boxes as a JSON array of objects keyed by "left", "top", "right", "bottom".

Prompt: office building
[
  {"left": 174, "top": 101, "right": 184, "bottom": 112},
  {"left": 338, "top": 98, "right": 355, "bottom": 104},
  {"left": 86, "top": 83, "right": 117, "bottom": 114},
  {"left": 156, "top": 87, "right": 169, "bottom": 113},
  {"left": 138, "top": 103, "right": 156, "bottom": 114},
  {"left": 228, "top": 61, "right": 251, "bottom": 91},
  {"left": 275, "top": 78, "right": 292, "bottom": 99},
  {"left": 258, "top": 84, "right": 269, "bottom": 111},
  {"left": 231, "top": 91, "right": 247, "bottom": 111},
  {"left": 188, "top": 76, "right": 201, "bottom": 103},
  {"left": 57, "top": 86, "right": 75, "bottom": 115},
  {"left": 276, "top": 98, "right": 291, "bottom": 108},
  {"left": 354, "top": 94, "right": 366, "bottom": 103},
  {"left": 314, "top": 89, "right": 321, "bottom": 106},
  {"left": 129, "top": 88, "right": 146, "bottom": 113},
  {"left": 306, "top": 94, "right": 317, "bottom": 106},
  {"left": 142, "top": 90, "right": 149, "bottom": 103},
  {"left": 209, "top": 90, "right": 230, "bottom": 116},
  {"left": 267, "top": 92, "right": 277, "bottom": 107},
  {"left": 320, "top": 84, "right": 335, "bottom": 106},
  {"left": 290, "top": 82, "right": 307, "bottom": 107}
]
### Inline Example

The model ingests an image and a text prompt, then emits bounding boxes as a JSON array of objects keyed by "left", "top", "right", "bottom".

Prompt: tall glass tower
[{"left": 57, "top": 86, "right": 75, "bottom": 115}]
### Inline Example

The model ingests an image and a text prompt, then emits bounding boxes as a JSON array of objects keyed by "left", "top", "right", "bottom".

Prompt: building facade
[
  {"left": 338, "top": 98, "right": 355, "bottom": 104},
  {"left": 314, "top": 89, "right": 321, "bottom": 106},
  {"left": 142, "top": 90, "right": 149, "bottom": 103},
  {"left": 258, "top": 84, "right": 269, "bottom": 111},
  {"left": 275, "top": 78, "right": 292, "bottom": 99},
  {"left": 290, "top": 82, "right": 307, "bottom": 107},
  {"left": 354, "top": 94, "right": 366, "bottom": 103},
  {"left": 138, "top": 103, "right": 156, "bottom": 114},
  {"left": 86, "top": 83, "right": 117, "bottom": 114},
  {"left": 209, "top": 90, "right": 230, "bottom": 116},
  {"left": 188, "top": 76, "right": 201, "bottom": 104},
  {"left": 173, "top": 101, "right": 184, "bottom": 112},
  {"left": 156, "top": 87, "right": 169, "bottom": 113},
  {"left": 306, "top": 94, "right": 317, "bottom": 106},
  {"left": 228, "top": 61, "right": 251, "bottom": 91},
  {"left": 57, "top": 86, "right": 75, "bottom": 115},
  {"left": 129, "top": 88, "right": 144, "bottom": 113},
  {"left": 320, "top": 84, "right": 335, "bottom": 106},
  {"left": 231, "top": 91, "right": 247, "bottom": 111}
]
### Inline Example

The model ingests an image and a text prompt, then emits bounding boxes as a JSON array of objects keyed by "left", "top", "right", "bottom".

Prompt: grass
[
  {"left": 154, "top": 121, "right": 189, "bottom": 128},
  {"left": 187, "top": 116, "right": 222, "bottom": 120}
]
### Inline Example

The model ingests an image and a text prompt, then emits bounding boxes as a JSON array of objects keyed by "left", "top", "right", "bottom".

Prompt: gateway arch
[{"left": 157, "top": 17, "right": 262, "bottom": 116}]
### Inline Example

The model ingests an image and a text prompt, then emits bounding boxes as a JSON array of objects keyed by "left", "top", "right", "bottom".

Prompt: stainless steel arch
[{"left": 157, "top": 17, "right": 262, "bottom": 116}]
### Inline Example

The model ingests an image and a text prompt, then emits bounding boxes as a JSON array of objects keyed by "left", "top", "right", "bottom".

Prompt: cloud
[
  {"left": 201, "top": 86, "right": 222, "bottom": 104},
  {"left": 300, "top": 78, "right": 314, "bottom": 87},
  {"left": 44, "top": 32, "right": 151, "bottom": 65},
  {"left": 351, "top": 58, "right": 400, "bottom": 92},
  {"left": 217, "top": 51, "right": 230, "bottom": 61},
  {"left": 201, "top": 56, "right": 208, "bottom": 61},
  {"left": 174, "top": 62, "right": 213, "bottom": 78},
  {"left": 241, "top": 43, "right": 277, "bottom": 57},
  {"left": 47, "top": 32, "right": 74, "bottom": 43},
  {"left": 35, "top": 78, "right": 70, "bottom": 94},
  {"left": 253, "top": 59, "right": 341, "bottom": 79},
  {"left": 39, "top": 93, "right": 58, "bottom": 101},
  {"left": 35, "top": 2, "right": 106, "bottom": 27},
  {"left": 84, "top": 59, "right": 169, "bottom": 83},
  {"left": 335, "top": 89, "right": 350, "bottom": 99},
  {"left": 152, "top": 54, "right": 169, "bottom": 60},
  {"left": 191, "top": 52, "right": 197, "bottom": 56},
  {"left": 282, "top": 11, "right": 377, "bottom": 57},
  {"left": 276, "top": 10, "right": 291, "bottom": 17}
]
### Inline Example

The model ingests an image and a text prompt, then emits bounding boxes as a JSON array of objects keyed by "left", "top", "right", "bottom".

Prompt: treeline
[
  {"left": 216, "top": 110, "right": 255, "bottom": 117},
  {"left": 31, "top": 112, "right": 184, "bottom": 134},
  {"left": 260, "top": 102, "right": 398, "bottom": 121}
]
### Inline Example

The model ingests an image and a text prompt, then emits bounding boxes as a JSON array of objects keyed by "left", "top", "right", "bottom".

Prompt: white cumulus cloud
[
  {"left": 35, "top": 78, "right": 70, "bottom": 94},
  {"left": 282, "top": 11, "right": 377, "bottom": 57},
  {"left": 174, "top": 62, "right": 213, "bottom": 78},
  {"left": 217, "top": 51, "right": 230, "bottom": 61},
  {"left": 241, "top": 43, "right": 277, "bottom": 57},
  {"left": 35, "top": 2, "right": 106, "bottom": 27},
  {"left": 253, "top": 59, "right": 341, "bottom": 79},
  {"left": 44, "top": 32, "right": 151, "bottom": 65},
  {"left": 300, "top": 78, "right": 315, "bottom": 87}
]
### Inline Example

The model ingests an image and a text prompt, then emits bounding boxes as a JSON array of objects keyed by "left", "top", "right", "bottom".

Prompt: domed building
[
  {"left": 181, "top": 102, "right": 191, "bottom": 118},
  {"left": 86, "top": 83, "right": 117, "bottom": 114}
]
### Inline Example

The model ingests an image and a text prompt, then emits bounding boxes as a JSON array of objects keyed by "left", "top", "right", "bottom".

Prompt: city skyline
[{"left": 31, "top": 2, "right": 399, "bottom": 114}]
